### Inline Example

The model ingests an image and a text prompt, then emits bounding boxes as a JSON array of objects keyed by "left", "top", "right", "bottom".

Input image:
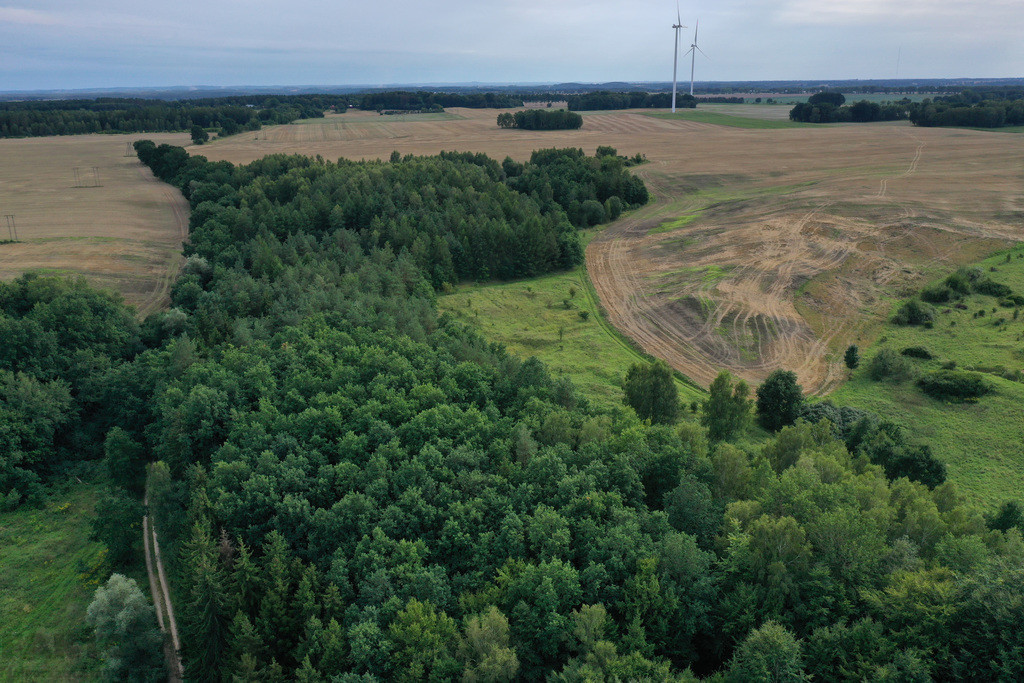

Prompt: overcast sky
[{"left": 2, "top": 0, "right": 1022, "bottom": 91}]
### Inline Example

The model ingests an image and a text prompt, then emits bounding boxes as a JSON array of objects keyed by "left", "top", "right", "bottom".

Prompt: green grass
[
  {"left": 650, "top": 213, "right": 701, "bottom": 234},
  {"left": 832, "top": 247, "right": 1024, "bottom": 508},
  {"left": 645, "top": 110, "right": 817, "bottom": 129},
  {"left": 0, "top": 485, "right": 106, "bottom": 681},
  {"left": 438, "top": 232, "right": 705, "bottom": 411}
]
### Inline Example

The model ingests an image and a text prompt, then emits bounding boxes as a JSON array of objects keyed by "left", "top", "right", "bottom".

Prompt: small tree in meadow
[
  {"left": 756, "top": 370, "right": 804, "bottom": 432},
  {"left": 844, "top": 345, "right": 860, "bottom": 370}
]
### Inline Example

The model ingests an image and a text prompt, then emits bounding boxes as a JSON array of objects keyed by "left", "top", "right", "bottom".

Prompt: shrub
[
  {"left": 901, "top": 346, "right": 934, "bottom": 360},
  {"left": 918, "top": 370, "right": 992, "bottom": 401},
  {"left": 973, "top": 278, "right": 1013, "bottom": 298},
  {"left": 921, "top": 284, "right": 954, "bottom": 303},
  {"left": 868, "top": 348, "right": 913, "bottom": 382},
  {"left": 893, "top": 299, "right": 935, "bottom": 326},
  {"left": 1000, "top": 294, "right": 1024, "bottom": 307}
]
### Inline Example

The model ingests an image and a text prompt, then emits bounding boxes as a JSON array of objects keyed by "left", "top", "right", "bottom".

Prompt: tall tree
[
  {"left": 756, "top": 370, "right": 804, "bottom": 432},
  {"left": 623, "top": 360, "right": 680, "bottom": 424},
  {"left": 701, "top": 371, "right": 752, "bottom": 441}
]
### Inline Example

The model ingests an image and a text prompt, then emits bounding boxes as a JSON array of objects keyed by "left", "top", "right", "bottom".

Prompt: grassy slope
[
  {"left": 645, "top": 110, "right": 817, "bottom": 129},
  {"left": 0, "top": 485, "right": 105, "bottom": 681},
  {"left": 832, "top": 246, "right": 1024, "bottom": 508},
  {"left": 438, "top": 231, "right": 705, "bottom": 412}
]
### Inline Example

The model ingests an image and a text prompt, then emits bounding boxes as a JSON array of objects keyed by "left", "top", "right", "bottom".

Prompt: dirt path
[{"left": 143, "top": 489, "right": 183, "bottom": 682}]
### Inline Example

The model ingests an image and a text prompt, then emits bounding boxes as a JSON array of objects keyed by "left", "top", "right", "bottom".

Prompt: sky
[{"left": 1, "top": 0, "right": 1023, "bottom": 91}]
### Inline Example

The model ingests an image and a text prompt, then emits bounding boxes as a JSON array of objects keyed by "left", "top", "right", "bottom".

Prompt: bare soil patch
[
  {"left": 0, "top": 133, "right": 190, "bottom": 315},
  {"left": 196, "top": 108, "right": 1024, "bottom": 393}
]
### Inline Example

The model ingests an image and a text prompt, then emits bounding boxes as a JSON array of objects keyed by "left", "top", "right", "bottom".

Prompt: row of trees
[
  {"left": 0, "top": 97, "right": 328, "bottom": 139},
  {"left": 565, "top": 91, "right": 695, "bottom": 111},
  {"left": 909, "top": 93, "right": 1024, "bottom": 128},
  {"left": 789, "top": 92, "right": 910, "bottom": 123},
  {"left": 496, "top": 109, "right": 584, "bottom": 130}
]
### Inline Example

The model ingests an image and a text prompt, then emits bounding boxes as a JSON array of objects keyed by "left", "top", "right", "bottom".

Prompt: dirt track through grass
[{"left": 198, "top": 108, "right": 1024, "bottom": 394}]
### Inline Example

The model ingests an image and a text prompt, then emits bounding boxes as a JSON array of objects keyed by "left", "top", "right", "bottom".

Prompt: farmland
[
  {"left": 198, "top": 107, "right": 1024, "bottom": 396},
  {"left": 0, "top": 132, "right": 190, "bottom": 316}
]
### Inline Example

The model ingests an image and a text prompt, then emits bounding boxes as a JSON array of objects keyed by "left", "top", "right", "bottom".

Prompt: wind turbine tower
[
  {"left": 684, "top": 20, "right": 708, "bottom": 97},
  {"left": 671, "top": 5, "right": 686, "bottom": 113}
]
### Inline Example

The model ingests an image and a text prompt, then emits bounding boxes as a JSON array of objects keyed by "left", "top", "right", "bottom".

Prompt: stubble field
[
  {"left": 197, "top": 108, "right": 1024, "bottom": 395},
  {"left": 0, "top": 132, "right": 190, "bottom": 316}
]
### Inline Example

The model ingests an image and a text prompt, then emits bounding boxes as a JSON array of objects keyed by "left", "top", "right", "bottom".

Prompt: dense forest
[
  {"left": 5, "top": 138, "right": 1023, "bottom": 680},
  {"left": 497, "top": 110, "right": 584, "bottom": 131},
  {"left": 789, "top": 92, "right": 910, "bottom": 123}
]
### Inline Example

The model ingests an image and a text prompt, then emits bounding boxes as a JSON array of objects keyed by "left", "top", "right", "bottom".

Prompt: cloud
[{"left": 0, "top": 7, "right": 63, "bottom": 25}]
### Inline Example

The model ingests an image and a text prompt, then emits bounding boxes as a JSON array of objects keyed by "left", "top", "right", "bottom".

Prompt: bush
[
  {"left": 892, "top": 299, "right": 935, "bottom": 326},
  {"left": 868, "top": 348, "right": 914, "bottom": 382},
  {"left": 901, "top": 346, "right": 934, "bottom": 360},
  {"left": 973, "top": 278, "right": 1013, "bottom": 298},
  {"left": 921, "top": 284, "right": 954, "bottom": 303},
  {"left": 755, "top": 370, "right": 804, "bottom": 432},
  {"left": 918, "top": 370, "right": 992, "bottom": 401}
]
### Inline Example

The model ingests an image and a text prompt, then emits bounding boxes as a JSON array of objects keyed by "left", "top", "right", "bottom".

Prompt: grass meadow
[
  {"left": 438, "top": 232, "right": 706, "bottom": 412},
  {"left": 832, "top": 245, "right": 1024, "bottom": 507},
  {"left": 0, "top": 485, "right": 106, "bottom": 681}
]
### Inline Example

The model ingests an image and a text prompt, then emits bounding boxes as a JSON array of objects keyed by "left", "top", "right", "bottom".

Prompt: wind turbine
[
  {"left": 683, "top": 20, "right": 708, "bottom": 97},
  {"left": 671, "top": 4, "right": 686, "bottom": 113}
]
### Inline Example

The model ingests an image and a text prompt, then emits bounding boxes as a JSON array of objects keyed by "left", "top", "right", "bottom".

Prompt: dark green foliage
[
  {"left": 921, "top": 284, "right": 954, "bottom": 303},
  {"left": 790, "top": 92, "right": 908, "bottom": 124},
  {"left": 987, "top": 502, "right": 1024, "bottom": 532},
  {"left": 917, "top": 370, "right": 993, "bottom": 401},
  {"left": 623, "top": 360, "right": 680, "bottom": 424},
  {"left": 867, "top": 348, "right": 914, "bottom": 382},
  {"left": 0, "top": 94, "right": 331, "bottom": 139},
  {"left": 909, "top": 88, "right": 1024, "bottom": 128},
  {"left": 190, "top": 125, "right": 209, "bottom": 144},
  {"left": 973, "top": 278, "right": 1013, "bottom": 298},
  {"left": 566, "top": 91, "right": 695, "bottom": 110},
  {"left": 755, "top": 370, "right": 804, "bottom": 432},
  {"left": 892, "top": 299, "right": 936, "bottom": 326},
  {"left": 91, "top": 492, "right": 144, "bottom": 569},
  {"left": 809, "top": 92, "right": 846, "bottom": 107},
  {"left": 844, "top": 345, "right": 860, "bottom": 370},
  {"left": 900, "top": 346, "right": 934, "bottom": 360},
  {"left": 497, "top": 109, "right": 583, "bottom": 130},
  {"left": 701, "top": 371, "right": 752, "bottom": 441}
]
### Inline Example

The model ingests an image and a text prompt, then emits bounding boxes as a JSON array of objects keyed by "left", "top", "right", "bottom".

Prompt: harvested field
[
  {"left": 197, "top": 108, "right": 1024, "bottom": 394},
  {"left": 0, "top": 132, "right": 190, "bottom": 316}
]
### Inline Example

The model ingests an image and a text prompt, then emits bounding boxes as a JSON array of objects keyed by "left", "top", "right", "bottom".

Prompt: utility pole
[{"left": 4, "top": 215, "right": 17, "bottom": 241}]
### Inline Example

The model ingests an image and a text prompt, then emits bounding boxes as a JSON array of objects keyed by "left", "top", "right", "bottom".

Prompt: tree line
[
  {"left": 0, "top": 96, "right": 331, "bottom": 139},
  {"left": 789, "top": 92, "right": 910, "bottom": 123},
  {"left": 496, "top": 109, "right": 583, "bottom": 131},
  {"left": 908, "top": 89, "right": 1024, "bottom": 128}
]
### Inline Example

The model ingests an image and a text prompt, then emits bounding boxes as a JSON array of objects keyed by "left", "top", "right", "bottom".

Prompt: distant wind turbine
[
  {"left": 671, "top": 3, "right": 687, "bottom": 113},
  {"left": 683, "top": 20, "right": 708, "bottom": 97}
]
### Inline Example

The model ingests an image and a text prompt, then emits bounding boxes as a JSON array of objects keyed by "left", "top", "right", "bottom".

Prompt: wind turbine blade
[
  {"left": 694, "top": 20, "right": 699, "bottom": 42},
  {"left": 677, "top": 0, "right": 681, "bottom": 26},
  {"left": 696, "top": 45, "right": 709, "bottom": 59}
]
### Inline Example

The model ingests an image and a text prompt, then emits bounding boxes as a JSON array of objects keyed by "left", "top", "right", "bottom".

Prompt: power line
[{"left": 4, "top": 215, "right": 16, "bottom": 241}]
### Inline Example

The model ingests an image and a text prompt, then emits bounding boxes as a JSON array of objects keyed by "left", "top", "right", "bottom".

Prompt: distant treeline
[
  {"left": 789, "top": 92, "right": 909, "bottom": 123},
  {"left": 358, "top": 91, "right": 526, "bottom": 111},
  {"left": 0, "top": 96, "right": 334, "bottom": 139},
  {"left": 909, "top": 89, "right": 1024, "bottom": 128},
  {"left": 497, "top": 109, "right": 583, "bottom": 130},
  {"left": 566, "top": 91, "right": 694, "bottom": 111}
]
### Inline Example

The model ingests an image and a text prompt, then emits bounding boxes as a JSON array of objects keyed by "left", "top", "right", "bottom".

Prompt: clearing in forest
[
  {"left": 0, "top": 132, "right": 190, "bottom": 316},
  {"left": 196, "top": 107, "right": 1024, "bottom": 395}
]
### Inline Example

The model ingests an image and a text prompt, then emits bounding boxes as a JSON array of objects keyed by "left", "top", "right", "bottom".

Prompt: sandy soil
[
  {"left": 196, "top": 108, "right": 1024, "bottom": 393},
  {"left": 0, "top": 132, "right": 190, "bottom": 315}
]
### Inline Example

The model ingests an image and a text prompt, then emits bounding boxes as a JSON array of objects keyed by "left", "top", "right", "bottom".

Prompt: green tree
[
  {"left": 727, "top": 620, "right": 807, "bottom": 682},
  {"left": 86, "top": 574, "right": 165, "bottom": 682},
  {"left": 756, "top": 370, "right": 804, "bottom": 432},
  {"left": 844, "top": 344, "right": 860, "bottom": 370},
  {"left": 461, "top": 606, "right": 520, "bottom": 683},
  {"left": 701, "top": 371, "right": 752, "bottom": 441},
  {"left": 623, "top": 360, "right": 680, "bottom": 424},
  {"left": 388, "top": 599, "right": 462, "bottom": 682},
  {"left": 190, "top": 125, "right": 209, "bottom": 145}
]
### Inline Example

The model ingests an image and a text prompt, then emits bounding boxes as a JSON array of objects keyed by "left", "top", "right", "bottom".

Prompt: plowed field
[{"left": 197, "top": 108, "right": 1024, "bottom": 393}]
